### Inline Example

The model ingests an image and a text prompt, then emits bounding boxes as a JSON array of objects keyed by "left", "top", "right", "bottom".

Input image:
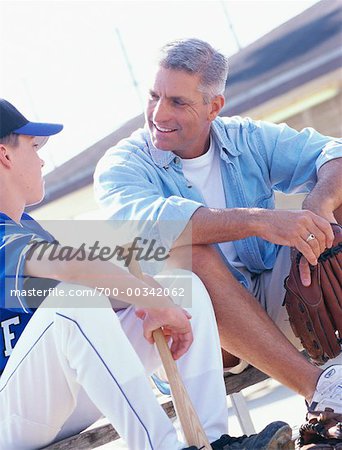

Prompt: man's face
[
  {"left": 145, "top": 67, "right": 222, "bottom": 158},
  {"left": 11, "top": 135, "right": 45, "bottom": 206}
]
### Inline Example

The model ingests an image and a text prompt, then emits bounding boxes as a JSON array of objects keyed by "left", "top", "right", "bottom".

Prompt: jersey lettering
[{"left": 1, "top": 316, "right": 20, "bottom": 357}]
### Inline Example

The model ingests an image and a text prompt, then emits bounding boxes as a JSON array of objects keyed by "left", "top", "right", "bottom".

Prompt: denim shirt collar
[
  {"left": 211, "top": 117, "right": 242, "bottom": 157},
  {"left": 145, "top": 117, "right": 241, "bottom": 168}
]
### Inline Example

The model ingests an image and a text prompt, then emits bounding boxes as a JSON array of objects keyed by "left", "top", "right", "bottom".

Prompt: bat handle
[{"left": 152, "top": 328, "right": 211, "bottom": 449}]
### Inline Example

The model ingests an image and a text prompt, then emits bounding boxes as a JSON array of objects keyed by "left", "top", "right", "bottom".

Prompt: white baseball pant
[{"left": 0, "top": 271, "right": 228, "bottom": 450}]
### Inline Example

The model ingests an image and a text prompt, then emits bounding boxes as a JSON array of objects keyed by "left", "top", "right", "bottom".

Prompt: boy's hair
[{"left": 0, "top": 133, "right": 20, "bottom": 147}]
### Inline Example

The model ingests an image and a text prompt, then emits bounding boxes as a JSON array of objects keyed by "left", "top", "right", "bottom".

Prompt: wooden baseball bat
[{"left": 127, "top": 256, "right": 211, "bottom": 449}]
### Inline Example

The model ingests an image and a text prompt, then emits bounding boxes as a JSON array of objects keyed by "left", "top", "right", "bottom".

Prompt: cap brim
[{"left": 14, "top": 121, "right": 63, "bottom": 137}]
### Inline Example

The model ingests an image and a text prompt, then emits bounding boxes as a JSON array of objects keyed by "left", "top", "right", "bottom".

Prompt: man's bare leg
[{"left": 168, "top": 244, "right": 321, "bottom": 401}]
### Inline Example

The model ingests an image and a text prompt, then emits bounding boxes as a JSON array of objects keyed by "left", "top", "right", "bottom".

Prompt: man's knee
[
  {"left": 169, "top": 244, "right": 222, "bottom": 272},
  {"left": 192, "top": 244, "right": 220, "bottom": 266}
]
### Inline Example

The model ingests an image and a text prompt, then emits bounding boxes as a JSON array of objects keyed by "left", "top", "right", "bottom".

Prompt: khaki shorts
[{"left": 249, "top": 245, "right": 302, "bottom": 349}]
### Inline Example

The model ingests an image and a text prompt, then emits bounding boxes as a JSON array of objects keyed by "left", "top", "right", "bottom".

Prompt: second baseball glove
[
  {"left": 296, "top": 410, "right": 342, "bottom": 449},
  {"left": 284, "top": 223, "right": 342, "bottom": 365}
]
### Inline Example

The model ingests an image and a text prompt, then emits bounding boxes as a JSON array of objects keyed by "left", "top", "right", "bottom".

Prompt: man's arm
[
  {"left": 175, "top": 206, "right": 334, "bottom": 268},
  {"left": 302, "top": 158, "right": 342, "bottom": 223},
  {"left": 175, "top": 158, "right": 342, "bottom": 285}
]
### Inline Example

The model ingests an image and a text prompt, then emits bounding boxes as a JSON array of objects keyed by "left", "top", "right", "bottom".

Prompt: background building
[{"left": 30, "top": 0, "right": 342, "bottom": 220}]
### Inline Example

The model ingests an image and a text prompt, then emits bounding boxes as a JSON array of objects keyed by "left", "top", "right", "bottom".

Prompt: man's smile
[{"left": 153, "top": 123, "right": 177, "bottom": 133}]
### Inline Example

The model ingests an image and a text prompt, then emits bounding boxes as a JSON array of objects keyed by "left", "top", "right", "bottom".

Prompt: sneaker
[
  {"left": 224, "top": 359, "right": 250, "bottom": 375},
  {"left": 210, "top": 421, "right": 292, "bottom": 449},
  {"left": 308, "top": 365, "right": 342, "bottom": 414},
  {"left": 181, "top": 421, "right": 292, "bottom": 449}
]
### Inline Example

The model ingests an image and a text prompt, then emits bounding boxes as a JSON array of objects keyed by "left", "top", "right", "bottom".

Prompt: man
[
  {"left": 94, "top": 38, "right": 342, "bottom": 431},
  {"left": 0, "top": 99, "right": 293, "bottom": 450}
]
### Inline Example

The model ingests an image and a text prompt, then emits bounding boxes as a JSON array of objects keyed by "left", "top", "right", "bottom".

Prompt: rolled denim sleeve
[
  {"left": 94, "top": 148, "right": 203, "bottom": 251},
  {"left": 315, "top": 140, "right": 342, "bottom": 171},
  {"left": 255, "top": 120, "right": 342, "bottom": 194}
]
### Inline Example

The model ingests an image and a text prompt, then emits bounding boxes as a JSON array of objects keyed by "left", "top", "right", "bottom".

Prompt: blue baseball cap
[{"left": 0, "top": 98, "right": 63, "bottom": 148}]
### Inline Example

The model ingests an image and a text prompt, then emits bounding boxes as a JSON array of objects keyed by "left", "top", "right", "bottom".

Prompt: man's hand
[
  {"left": 135, "top": 306, "right": 193, "bottom": 360},
  {"left": 257, "top": 209, "right": 334, "bottom": 286},
  {"left": 257, "top": 209, "right": 334, "bottom": 268},
  {"left": 298, "top": 257, "right": 312, "bottom": 287}
]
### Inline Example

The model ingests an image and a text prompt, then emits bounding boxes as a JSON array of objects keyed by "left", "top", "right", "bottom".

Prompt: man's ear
[
  {"left": 208, "top": 95, "right": 225, "bottom": 122},
  {"left": 0, "top": 144, "right": 12, "bottom": 169}
]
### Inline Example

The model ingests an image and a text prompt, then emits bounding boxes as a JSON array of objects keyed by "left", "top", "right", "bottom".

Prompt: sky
[{"left": 1, "top": 0, "right": 319, "bottom": 173}]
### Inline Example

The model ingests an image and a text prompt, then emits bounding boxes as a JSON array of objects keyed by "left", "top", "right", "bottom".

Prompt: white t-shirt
[{"left": 180, "top": 139, "right": 244, "bottom": 268}]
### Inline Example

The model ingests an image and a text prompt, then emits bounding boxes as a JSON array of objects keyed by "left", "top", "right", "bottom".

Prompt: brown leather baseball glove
[
  {"left": 296, "top": 411, "right": 342, "bottom": 449},
  {"left": 284, "top": 223, "right": 342, "bottom": 365}
]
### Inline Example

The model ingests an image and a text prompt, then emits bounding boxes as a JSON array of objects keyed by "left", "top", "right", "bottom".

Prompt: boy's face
[{"left": 11, "top": 135, "right": 45, "bottom": 206}]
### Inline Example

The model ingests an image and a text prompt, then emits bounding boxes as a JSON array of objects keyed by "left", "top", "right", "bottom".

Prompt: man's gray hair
[{"left": 157, "top": 38, "right": 228, "bottom": 103}]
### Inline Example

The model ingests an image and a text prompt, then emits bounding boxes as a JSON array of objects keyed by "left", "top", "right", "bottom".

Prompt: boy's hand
[{"left": 135, "top": 307, "right": 193, "bottom": 360}]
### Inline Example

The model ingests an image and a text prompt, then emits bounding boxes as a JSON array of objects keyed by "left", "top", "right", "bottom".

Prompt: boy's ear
[{"left": 0, "top": 144, "right": 12, "bottom": 169}]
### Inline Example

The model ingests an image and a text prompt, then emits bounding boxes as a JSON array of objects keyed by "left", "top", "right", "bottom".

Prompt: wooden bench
[{"left": 42, "top": 365, "right": 269, "bottom": 449}]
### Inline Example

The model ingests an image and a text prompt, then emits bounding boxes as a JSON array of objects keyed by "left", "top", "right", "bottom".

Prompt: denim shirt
[{"left": 94, "top": 116, "right": 342, "bottom": 284}]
